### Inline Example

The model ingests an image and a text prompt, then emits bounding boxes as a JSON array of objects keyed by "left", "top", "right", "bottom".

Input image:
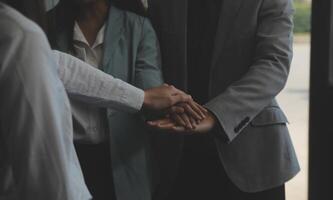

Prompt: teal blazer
[{"left": 50, "top": 5, "right": 163, "bottom": 200}]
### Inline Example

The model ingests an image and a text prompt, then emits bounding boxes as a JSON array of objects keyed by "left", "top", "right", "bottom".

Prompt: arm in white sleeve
[{"left": 53, "top": 50, "right": 145, "bottom": 113}]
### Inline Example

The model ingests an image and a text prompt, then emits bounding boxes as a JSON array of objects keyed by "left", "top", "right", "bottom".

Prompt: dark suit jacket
[{"left": 148, "top": 0, "right": 300, "bottom": 196}]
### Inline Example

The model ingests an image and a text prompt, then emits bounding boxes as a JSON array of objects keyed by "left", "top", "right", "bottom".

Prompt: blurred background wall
[{"left": 278, "top": 0, "right": 311, "bottom": 199}]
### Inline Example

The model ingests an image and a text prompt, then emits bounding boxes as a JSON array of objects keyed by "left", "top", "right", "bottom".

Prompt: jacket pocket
[{"left": 250, "top": 107, "right": 289, "bottom": 127}]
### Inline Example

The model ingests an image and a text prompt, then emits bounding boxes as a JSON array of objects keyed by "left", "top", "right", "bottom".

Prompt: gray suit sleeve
[
  {"left": 205, "top": 0, "right": 294, "bottom": 142},
  {"left": 54, "top": 50, "right": 145, "bottom": 113},
  {"left": 134, "top": 18, "right": 164, "bottom": 90}
]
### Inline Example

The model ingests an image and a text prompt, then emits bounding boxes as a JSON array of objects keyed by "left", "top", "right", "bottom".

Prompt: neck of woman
[{"left": 76, "top": 0, "right": 109, "bottom": 46}]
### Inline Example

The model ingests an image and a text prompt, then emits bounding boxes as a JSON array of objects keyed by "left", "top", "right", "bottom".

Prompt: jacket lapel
[
  {"left": 102, "top": 5, "right": 125, "bottom": 72},
  {"left": 211, "top": 0, "right": 245, "bottom": 70}
]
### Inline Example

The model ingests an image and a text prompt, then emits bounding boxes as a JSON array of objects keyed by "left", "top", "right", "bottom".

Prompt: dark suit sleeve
[
  {"left": 134, "top": 18, "right": 164, "bottom": 89},
  {"left": 205, "top": 0, "right": 294, "bottom": 142}
]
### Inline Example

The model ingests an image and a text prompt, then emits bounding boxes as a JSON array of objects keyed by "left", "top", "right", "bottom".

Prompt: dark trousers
[
  {"left": 168, "top": 135, "right": 285, "bottom": 200},
  {"left": 75, "top": 143, "right": 116, "bottom": 200}
]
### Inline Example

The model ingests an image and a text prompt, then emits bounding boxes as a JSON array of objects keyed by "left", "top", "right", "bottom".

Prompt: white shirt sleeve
[{"left": 53, "top": 50, "right": 145, "bottom": 113}]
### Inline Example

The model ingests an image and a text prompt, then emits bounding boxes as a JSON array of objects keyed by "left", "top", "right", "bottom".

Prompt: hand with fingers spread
[
  {"left": 166, "top": 102, "right": 208, "bottom": 129},
  {"left": 147, "top": 110, "right": 217, "bottom": 135},
  {"left": 142, "top": 84, "right": 192, "bottom": 111}
]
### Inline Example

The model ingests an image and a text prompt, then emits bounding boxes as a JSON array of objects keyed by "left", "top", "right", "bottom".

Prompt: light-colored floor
[{"left": 277, "top": 38, "right": 310, "bottom": 200}]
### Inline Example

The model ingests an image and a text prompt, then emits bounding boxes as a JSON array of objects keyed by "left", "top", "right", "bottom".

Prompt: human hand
[
  {"left": 143, "top": 84, "right": 192, "bottom": 111},
  {"left": 147, "top": 111, "right": 217, "bottom": 134},
  {"left": 166, "top": 102, "right": 208, "bottom": 129}
]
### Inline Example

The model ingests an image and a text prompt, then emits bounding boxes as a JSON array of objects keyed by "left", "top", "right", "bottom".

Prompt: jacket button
[
  {"left": 234, "top": 126, "right": 240, "bottom": 133},
  {"left": 234, "top": 117, "right": 250, "bottom": 133}
]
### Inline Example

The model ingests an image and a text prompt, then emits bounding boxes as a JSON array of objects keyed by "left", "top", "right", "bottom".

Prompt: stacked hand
[
  {"left": 143, "top": 84, "right": 216, "bottom": 134},
  {"left": 143, "top": 84, "right": 193, "bottom": 111}
]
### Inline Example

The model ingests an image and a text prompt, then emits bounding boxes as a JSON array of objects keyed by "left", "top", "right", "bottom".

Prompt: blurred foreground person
[{"left": 0, "top": 1, "right": 91, "bottom": 199}]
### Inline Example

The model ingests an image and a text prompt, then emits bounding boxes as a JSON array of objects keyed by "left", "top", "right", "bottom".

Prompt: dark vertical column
[
  {"left": 147, "top": 2, "right": 188, "bottom": 200},
  {"left": 148, "top": 0, "right": 188, "bottom": 90},
  {"left": 309, "top": 1, "right": 333, "bottom": 199}
]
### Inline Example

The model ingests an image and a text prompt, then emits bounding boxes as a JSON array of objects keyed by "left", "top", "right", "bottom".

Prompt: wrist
[
  {"left": 207, "top": 111, "right": 217, "bottom": 124},
  {"left": 143, "top": 91, "right": 152, "bottom": 110},
  {"left": 204, "top": 110, "right": 219, "bottom": 133}
]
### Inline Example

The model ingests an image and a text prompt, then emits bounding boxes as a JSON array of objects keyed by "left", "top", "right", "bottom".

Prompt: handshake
[{"left": 143, "top": 84, "right": 216, "bottom": 134}]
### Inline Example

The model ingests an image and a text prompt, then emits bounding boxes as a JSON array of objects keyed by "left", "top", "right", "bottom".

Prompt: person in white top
[
  {"left": 0, "top": 2, "right": 92, "bottom": 199},
  {"left": 48, "top": 1, "right": 208, "bottom": 199},
  {"left": 0, "top": 1, "right": 200, "bottom": 199}
]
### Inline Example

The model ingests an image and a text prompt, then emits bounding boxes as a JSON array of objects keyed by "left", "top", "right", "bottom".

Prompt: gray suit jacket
[
  {"left": 49, "top": 5, "right": 163, "bottom": 200},
  {"left": 149, "top": 0, "right": 300, "bottom": 194}
]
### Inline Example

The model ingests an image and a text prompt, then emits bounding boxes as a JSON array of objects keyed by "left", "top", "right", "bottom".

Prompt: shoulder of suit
[{"left": 114, "top": 6, "right": 150, "bottom": 28}]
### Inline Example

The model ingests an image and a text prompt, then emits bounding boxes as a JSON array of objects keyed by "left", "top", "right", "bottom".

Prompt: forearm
[
  {"left": 205, "top": 0, "right": 294, "bottom": 142},
  {"left": 53, "top": 50, "right": 144, "bottom": 113}
]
